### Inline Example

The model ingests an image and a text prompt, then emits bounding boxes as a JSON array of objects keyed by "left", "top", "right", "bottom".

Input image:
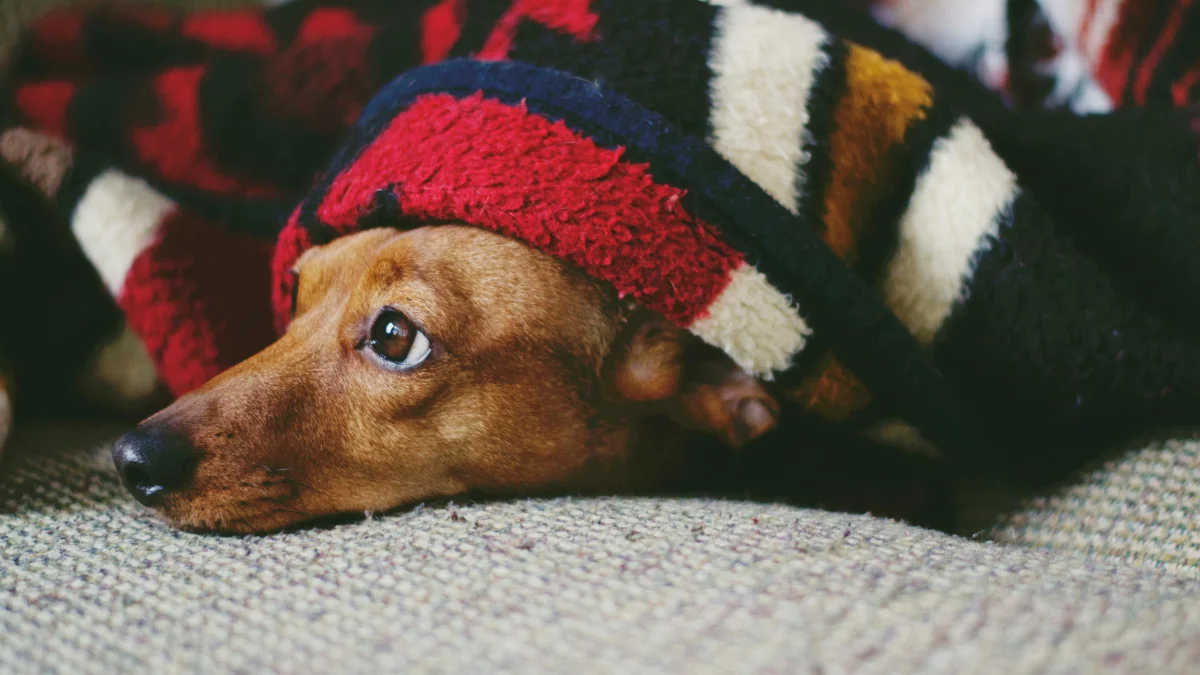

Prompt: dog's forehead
[
  {"left": 366, "top": 225, "right": 618, "bottom": 347},
  {"left": 296, "top": 228, "right": 397, "bottom": 281},
  {"left": 372, "top": 225, "right": 583, "bottom": 293},
  {"left": 293, "top": 225, "right": 617, "bottom": 353}
]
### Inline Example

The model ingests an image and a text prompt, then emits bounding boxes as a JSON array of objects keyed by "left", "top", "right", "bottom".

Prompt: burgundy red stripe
[
  {"left": 120, "top": 209, "right": 277, "bottom": 396},
  {"left": 130, "top": 67, "right": 283, "bottom": 198},
  {"left": 180, "top": 10, "right": 277, "bottom": 54},
  {"left": 421, "top": 0, "right": 467, "bottom": 63},
  {"left": 1132, "top": 0, "right": 1192, "bottom": 104},
  {"left": 1096, "top": 0, "right": 1159, "bottom": 104}
]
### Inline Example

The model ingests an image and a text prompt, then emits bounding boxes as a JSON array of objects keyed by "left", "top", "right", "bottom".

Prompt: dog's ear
[{"left": 608, "top": 311, "right": 779, "bottom": 449}]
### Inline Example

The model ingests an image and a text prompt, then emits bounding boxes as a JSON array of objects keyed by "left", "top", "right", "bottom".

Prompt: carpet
[{"left": 3, "top": 423, "right": 1200, "bottom": 674}]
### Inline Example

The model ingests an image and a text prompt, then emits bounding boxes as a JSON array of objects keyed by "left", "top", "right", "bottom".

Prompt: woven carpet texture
[{"left": 2, "top": 424, "right": 1199, "bottom": 674}]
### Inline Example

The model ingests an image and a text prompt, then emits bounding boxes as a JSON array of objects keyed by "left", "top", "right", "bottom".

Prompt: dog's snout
[{"left": 112, "top": 425, "right": 199, "bottom": 506}]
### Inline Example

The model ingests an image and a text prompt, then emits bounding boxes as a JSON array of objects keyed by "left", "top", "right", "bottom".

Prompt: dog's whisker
[{"left": 255, "top": 463, "right": 291, "bottom": 474}]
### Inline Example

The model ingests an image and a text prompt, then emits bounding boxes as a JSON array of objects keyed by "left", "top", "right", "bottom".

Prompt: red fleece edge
[{"left": 272, "top": 92, "right": 742, "bottom": 332}]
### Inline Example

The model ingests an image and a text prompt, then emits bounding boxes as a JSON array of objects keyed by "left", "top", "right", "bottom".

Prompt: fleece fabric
[
  {"left": 2, "top": 0, "right": 1200, "bottom": 474},
  {"left": 858, "top": 0, "right": 1200, "bottom": 113}
]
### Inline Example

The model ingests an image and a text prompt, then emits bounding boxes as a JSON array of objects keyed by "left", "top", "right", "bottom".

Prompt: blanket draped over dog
[{"left": 3, "top": 0, "right": 1200, "bottom": 471}]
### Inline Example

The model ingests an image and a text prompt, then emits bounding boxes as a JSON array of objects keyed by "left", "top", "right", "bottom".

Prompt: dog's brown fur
[{"left": 139, "top": 225, "right": 780, "bottom": 533}]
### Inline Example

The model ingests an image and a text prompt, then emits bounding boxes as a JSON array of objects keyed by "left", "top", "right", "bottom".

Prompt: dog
[
  {"left": 5, "top": 0, "right": 1200, "bottom": 536},
  {"left": 2, "top": 214, "right": 948, "bottom": 533},
  {"left": 107, "top": 224, "right": 787, "bottom": 533},
  {"left": 0, "top": 0, "right": 982, "bottom": 535}
]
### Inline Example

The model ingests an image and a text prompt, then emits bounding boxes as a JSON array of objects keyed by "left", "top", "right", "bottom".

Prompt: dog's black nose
[{"left": 112, "top": 425, "right": 199, "bottom": 506}]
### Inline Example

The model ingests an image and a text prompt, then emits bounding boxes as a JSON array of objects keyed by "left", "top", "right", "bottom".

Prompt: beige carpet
[
  {"left": 2, "top": 423, "right": 1200, "bottom": 674},
  {"left": 993, "top": 434, "right": 1200, "bottom": 577}
]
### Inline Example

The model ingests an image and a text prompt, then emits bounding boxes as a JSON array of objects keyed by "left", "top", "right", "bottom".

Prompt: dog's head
[{"left": 112, "top": 225, "right": 780, "bottom": 533}]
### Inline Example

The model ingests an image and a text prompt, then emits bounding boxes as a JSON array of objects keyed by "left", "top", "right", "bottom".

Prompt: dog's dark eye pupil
[{"left": 369, "top": 310, "right": 414, "bottom": 362}]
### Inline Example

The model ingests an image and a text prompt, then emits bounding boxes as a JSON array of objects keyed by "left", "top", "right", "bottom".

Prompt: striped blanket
[
  {"left": 2, "top": 0, "right": 1200, "bottom": 476},
  {"left": 864, "top": 0, "right": 1200, "bottom": 112}
]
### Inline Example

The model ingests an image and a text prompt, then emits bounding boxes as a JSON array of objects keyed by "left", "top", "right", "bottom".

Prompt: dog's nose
[{"left": 111, "top": 425, "right": 199, "bottom": 506}]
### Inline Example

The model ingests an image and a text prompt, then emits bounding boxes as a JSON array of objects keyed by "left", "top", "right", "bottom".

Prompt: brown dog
[{"left": 110, "top": 225, "right": 783, "bottom": 533}]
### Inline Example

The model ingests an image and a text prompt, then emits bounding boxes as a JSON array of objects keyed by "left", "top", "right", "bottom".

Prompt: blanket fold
[{"left": 4, "top": 0, "right": 1200, "bottom": 473}]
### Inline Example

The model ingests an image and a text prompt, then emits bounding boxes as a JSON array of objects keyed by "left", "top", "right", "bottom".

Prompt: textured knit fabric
[
  {"left": 0, "top": 0, "right": 252, "bottom": 47},
  {"left": 3, "top": 423, "right": 1200, "bottom": 674},
  {"left": 4, "top": 0, "right": 1200, "bottom": 477},
  {"left": 861, "top": 0, "right": 1200, "bottom": 112}
]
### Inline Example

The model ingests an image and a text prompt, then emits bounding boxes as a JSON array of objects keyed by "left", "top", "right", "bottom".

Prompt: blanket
[
  {"left": 2, "top": 0, "right": 1200, "bottom": 476},
  {"left": 862, "top": 0, "right": 1200, "bottom": 112}
]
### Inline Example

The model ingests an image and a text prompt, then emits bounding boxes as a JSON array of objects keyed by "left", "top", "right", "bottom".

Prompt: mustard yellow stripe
[
  {"left": 821, "top": 43, "right": 934, "bottom": 265},
  {"left": 784, "top": 46, "right": 933, "bottom": 423}
]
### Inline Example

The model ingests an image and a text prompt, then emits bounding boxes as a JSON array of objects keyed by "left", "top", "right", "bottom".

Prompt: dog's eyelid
[{"left": 373, "top": 304, "right": 441, "bottom": 343}]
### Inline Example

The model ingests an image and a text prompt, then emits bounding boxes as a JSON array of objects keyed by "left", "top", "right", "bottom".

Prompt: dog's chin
[
  {"left": 156, "top": 489, "right": 406, "bottom": 534},
  {"left": 152, "top": 488, "right": 321, "bottom": 534},
  {"left": 145, "top": 465, "right": 325, "bottom": 534},
  {"left": 160, "top": 503, "right": 317, "bottom": 535},
  {"left": 148, "top": 472, "right": 470, "bottom": 534}
]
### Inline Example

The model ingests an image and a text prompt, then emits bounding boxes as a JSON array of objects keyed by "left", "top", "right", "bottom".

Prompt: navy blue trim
[{"left": 321, "top": 59, "right": 994, "bottom": 466}]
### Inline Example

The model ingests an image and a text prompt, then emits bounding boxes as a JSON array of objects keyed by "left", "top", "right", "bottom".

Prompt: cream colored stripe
[
  {"left": 871, "top": 0, "right": 1006, "bottom": 66},
  {"left": 707, "top": 1, "right": 829, "bottom": 214},
  {"left": 72, "top": 169, "right": 175, "bottom": 295},
  {"left": 1081, "top": 0, "right": 1126, "bottom": 64},
  {"left": 883, "top": 118, "right": 1017, "bottom": 345},
  {"left": 1025, "top": 0, "right": 1116, "bottom": 113},
  {"left": 1037, "top": 0, "right": 1089, "bottom": 38},
  {"left": 689, "top": 264, "right": 811, "bottom": 378}
]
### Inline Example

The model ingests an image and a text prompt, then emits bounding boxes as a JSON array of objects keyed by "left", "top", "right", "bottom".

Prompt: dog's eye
[{"left": 367, "top": 309, "right": 431, "bottom": 368}]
